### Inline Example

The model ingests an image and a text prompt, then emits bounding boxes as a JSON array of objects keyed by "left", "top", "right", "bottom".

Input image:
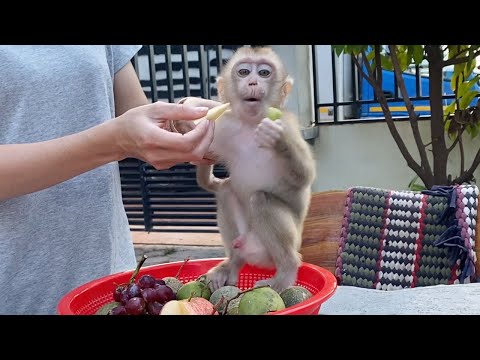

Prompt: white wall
[
  {"left": 269, "top": 45, "right": 480, "bottom": 192},
  {"left": 269, "top": 45, "right": 314, "bottom": 128}
]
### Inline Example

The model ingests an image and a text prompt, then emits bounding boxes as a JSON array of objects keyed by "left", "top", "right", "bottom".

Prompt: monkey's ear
[
  {"left": 217, "top": 76, "right": 225, "bottom": 101},
  {"left": 282, "top": 76, "right": 294, "bottom": 99}
]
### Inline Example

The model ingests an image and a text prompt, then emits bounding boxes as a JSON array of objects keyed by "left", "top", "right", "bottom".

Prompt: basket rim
[{"left": 57, "top": 257, "right": 337, "bottom": 315}]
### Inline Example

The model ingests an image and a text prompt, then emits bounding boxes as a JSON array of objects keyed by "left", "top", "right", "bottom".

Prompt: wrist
[{"left": 84, "top": 118, "right": 127, "bottom": 163}]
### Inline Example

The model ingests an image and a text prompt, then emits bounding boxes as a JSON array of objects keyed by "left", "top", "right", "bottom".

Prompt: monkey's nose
[{"left": 248, "top": 80, "right": 258, "bottom": 86}]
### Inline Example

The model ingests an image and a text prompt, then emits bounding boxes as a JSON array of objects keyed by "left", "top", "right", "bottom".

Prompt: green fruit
[
  {"left": 238, "top": 287, "right": 285, "bottom": 315},
  {"left": 95, "top": 301, "right": 121, "bottom": 315},
  {"left": 267, "top": 107, "right": 283, "bottom": 121},
  {"left": 209, "top": 286, "right": 241, "bottom": 312},
  {"left": 226, "top": 297, "right": 242, "bottom": 315},
  {"left": 176, "top": 280, "right": 211, "bottom": 300},
  {"left": 162, "top": 277, "right": 183, "bottom": 294},
  {"left": 195, "top": 274, "right": 209, "bottom": 286},
  {"left": 280, "top": 286, "right": 313, "bottom": 308}
]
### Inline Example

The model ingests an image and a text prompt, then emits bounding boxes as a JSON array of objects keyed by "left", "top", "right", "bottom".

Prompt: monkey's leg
[
  {"left": 248, "top": 191, "right": 301, "bottom": 293},
  {"left": 206, "top": 185, "right": 247, "bottom": 291}
]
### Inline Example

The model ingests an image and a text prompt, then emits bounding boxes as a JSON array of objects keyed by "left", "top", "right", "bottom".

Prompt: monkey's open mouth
[{"left": 245, "top": 98, "right": 260, "bottom": 102}]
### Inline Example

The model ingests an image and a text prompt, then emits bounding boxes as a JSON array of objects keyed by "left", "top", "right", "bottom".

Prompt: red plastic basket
[{"left": 57, "top": 258, "right": 337, "bottom": 315}]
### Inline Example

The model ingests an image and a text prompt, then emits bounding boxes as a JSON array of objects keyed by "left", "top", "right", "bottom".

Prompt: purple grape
[
  {"left": 155, "top": 279, "right": 166, "bottom": 286},
  {"left": 138, "top": 275, "right": 156, "bottom": 289},
  {"left": 113, "top": 285, "right": 126, "bottom": 302},
  {"left": 119, "top": 289, "right": 130, "bottom": 305},
  {"left": 154, "top": 285, "right": 176, "bottom": 303},
  {"left": 125, "top": 297, "right": 146, "bottom": 315},
  {"left": 127, "top": 283, "right": 141, "bottom": 298},
  {"left": 141, "top": 288, "right": 158, "bottom": 303},
  {"left": 147, "top": 302, "right": 164, "bottom": 315},
  {"left": 110, "top": 305, "right": 127, "bottom": 315}
]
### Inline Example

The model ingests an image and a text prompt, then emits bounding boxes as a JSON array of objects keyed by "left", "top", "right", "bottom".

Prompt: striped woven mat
[{"left": 335, "top": 185, "right": 478, "bottom": 290}]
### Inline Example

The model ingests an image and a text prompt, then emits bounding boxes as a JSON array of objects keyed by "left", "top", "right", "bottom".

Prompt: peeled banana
[{"left": 205, "top": 102, "right": 231, "bottom": 121}]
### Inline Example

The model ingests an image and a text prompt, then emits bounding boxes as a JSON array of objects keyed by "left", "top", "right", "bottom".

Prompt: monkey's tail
[{"left": 196, "top": 164, "right": 223, "bottom": 193}]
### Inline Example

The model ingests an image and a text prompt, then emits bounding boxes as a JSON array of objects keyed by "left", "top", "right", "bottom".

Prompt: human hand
[
  {"left": 170, "top": 97, "right": 221, "bottom": 134},
  {"left": 172, "top": 97, "right": 222, "bottom": 166},
  {"left": 112, "top": 101, "right": 215, "bottom": 170}
]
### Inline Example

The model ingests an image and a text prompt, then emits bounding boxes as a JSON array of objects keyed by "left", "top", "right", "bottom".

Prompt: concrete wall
[{"left": 270, "top": 45, "right": 480, "bottom": 192}]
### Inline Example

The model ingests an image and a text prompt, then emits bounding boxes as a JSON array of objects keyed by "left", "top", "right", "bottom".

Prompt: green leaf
[
  {"left": 333, "top": 45, "right": 346, "bottom": 57},
  {"left": 396, "top": 46, "right": 410, "bottom": 72},
  {"left": 465, "top": 59, "right": 476, "bottom": 78},
  {"left": 444, "top": 101, "right": 456, "bottom": 118},
  {"left": 408, "top": 176, "right": 427, "bottom": 191},
  {"left": 460, "top": 90, "right": 479, "bottom": 109},
  {"left": 380, "top": 54, "right": 394, "bottom": 71},
  {"left": 366, "top": 49, "right": 375, "bottom": 61},
  {"left": 467, "top": 123, "right": 480, "bottom": 139},
  {"left": 445, "top": 118, "right": 452, "bottom": 133},
  {"left": 412, "top": 45, "right": 424, "bottom": 64},
  {"left": 448, "top": 45, "right": 468, "bottom": 60},
  {"left": 453, "top": 62, "right": 466, "bottom": 79},
  {"left": 408, "top": 175, "right": 419, "bottom": 189},
  {"left": 345, "top": 45, "right": 368, "bottom": 55},
  {"left": 457, "top": 75, "right": 480, "bottom": 100},
  {"left": 410, "top": 184, "right": 427, "bottom": 191}
]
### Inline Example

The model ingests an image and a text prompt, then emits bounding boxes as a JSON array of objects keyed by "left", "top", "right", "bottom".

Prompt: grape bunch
[{"left": 109, "top": 274, "right": 176, "bottom": 315}]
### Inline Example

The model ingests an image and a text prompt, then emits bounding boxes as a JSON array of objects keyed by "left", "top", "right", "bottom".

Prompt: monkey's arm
[
  {"left": 196, "top": 164, "right": 229, "bottom": 193},
  {"left": 255, "top": 112, "right": 315, "bottom": 188}
]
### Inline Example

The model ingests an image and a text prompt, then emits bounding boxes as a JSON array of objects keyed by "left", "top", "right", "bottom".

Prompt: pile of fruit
[{"left": 96, "top": 256, "right": 312, "bottom": 315}]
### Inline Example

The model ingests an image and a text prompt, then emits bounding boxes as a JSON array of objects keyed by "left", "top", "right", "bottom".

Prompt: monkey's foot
[
  {"left": 206, "top": 266, "right": 230, "bottom": 292},
  {"left": 254, "top": 276, "right": 296, "bottom": 293}
]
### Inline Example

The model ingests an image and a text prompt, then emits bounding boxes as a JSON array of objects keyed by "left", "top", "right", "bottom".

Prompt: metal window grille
[
  {"left": 121, "top": 45, "right": 244, "bottom": 233},
  {"left": 311, "top": 45, "right": 469, "bottom": 125}
]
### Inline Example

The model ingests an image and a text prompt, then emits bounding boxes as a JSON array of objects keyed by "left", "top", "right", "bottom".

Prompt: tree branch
[
  {"left": 443, "top": 49, "right": 480, "bottom": 66},
  {"left": 459, "top": 134, "right": 465, "bottom": 174},
  {"left": 447, "top": 126, "right": 466, "bottom": 153},
  {"left": 351, "top": 52, "right": 429, "bottom": 185},
  {"left": 374, "top": 45, "right": 382, "bottom": 85},
  {"left": 352, "top": 55, "right": 378, "bottom": 91},
  {"left": 388, "top": 45, "right": 432, "bottom": 176},
  {"left": 361, "top": 50, "right": 373, "bottom": 78},
  {"left": 452, "top": 146, "right": 480, "bottom": 184},
  {"left": 446, "top": 46, "right": 469, "bottom": 62}
]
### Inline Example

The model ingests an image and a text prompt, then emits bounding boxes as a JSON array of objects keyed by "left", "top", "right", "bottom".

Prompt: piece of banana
[
  {"left": 267, "top": 107, "right": 283, "bottom": 121},
  {"left": 206, "top": 102, "right": 231, "bottom": 121}
]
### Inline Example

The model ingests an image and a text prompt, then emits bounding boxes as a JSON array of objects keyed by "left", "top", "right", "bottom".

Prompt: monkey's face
[{"left": 228, "top": 59, "right": 286, "bottom": 118}]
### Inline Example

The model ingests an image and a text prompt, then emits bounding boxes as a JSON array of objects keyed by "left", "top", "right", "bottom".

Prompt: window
[
  {"left": 121, "top": 45, "right": 244, "bottom": 232},
  {"left": 312, "top": 45, "right": 480, "bottom": 124}
]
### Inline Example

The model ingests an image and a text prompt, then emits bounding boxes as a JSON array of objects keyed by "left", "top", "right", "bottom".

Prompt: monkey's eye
[
  {"left": 238, "top": 68, "right": 250, "bottom": 77},
  {"left": 258, "top": 69, "right": 271, "bottom": 77}
]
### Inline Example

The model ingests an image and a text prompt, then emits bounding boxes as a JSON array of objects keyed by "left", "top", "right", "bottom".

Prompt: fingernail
[{"left": 194, "top": 107, "right": 209, "bottom": 112}]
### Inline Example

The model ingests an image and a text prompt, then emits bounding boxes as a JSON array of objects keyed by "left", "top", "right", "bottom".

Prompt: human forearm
[
  {"left": 0, "top": 120, "right": 122, "bottom": 201},
  {"left": 0, "top": 101, "right": 214, "bottom": 201}
]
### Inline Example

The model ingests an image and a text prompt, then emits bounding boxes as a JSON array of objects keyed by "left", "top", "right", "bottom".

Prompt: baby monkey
[{"left": 196, "top": 47, "right": 316, "bottom": 293}]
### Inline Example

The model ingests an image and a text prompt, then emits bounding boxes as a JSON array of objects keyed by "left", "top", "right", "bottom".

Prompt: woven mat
[{"left": 335, "top": 185, "right": 478, "bottom": 290}]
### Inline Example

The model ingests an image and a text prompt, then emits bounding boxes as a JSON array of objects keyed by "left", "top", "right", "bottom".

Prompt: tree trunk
[{"left": 426, "top": 45, "right": 448, "bottom": 187}]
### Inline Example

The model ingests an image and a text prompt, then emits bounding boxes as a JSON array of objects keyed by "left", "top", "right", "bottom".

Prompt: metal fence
[
  {"left": 311, "top": 45, "right": 462, "bottom": 125},
  {"left": 121, "top": 45, "right": 244, "bottom": 233}
]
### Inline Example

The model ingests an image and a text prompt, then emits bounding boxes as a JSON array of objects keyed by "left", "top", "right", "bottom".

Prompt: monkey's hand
[{"left": 254, "top": 118, "right": 286, "bottom": 151}]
